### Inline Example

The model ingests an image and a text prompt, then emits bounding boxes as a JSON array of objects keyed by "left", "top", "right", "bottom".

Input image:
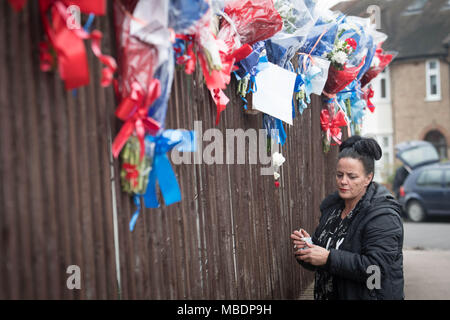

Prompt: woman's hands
[
  {"left": 290, "top": 229, "right": 310, "bottom": 250},
  {"left": 290, "top": 229, "right": 330, "bottom": 267}
]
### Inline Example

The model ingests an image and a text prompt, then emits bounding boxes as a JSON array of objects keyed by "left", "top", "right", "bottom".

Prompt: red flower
[{"left": 345, "top": 38, "right": 357, "bottom": 50}]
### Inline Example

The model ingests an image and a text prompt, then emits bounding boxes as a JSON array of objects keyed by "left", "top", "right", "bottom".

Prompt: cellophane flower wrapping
[
  {"left": 297, "top": 9, "right": 340, "bottom": 59},
  {"left": 147, "top": 0, "right": 210, "bottom": 132},
  {"left": 148, "top": 48, "right": 175, "bottom": 132},
  {"left": 322, "top": 16, "right": 370, "bottom": 97},
  {"left": 128, "top": 0, "right": 172, "bottom": 69},
  {"left": 294, "top": 9, "right": 337, "bottom": 101},
  {"left": 114, "top": 0, "right": 160, "bottom": 111},
  {"left": 265, "top": 0, "right": 318, "bottom": 68},
  {"left": 218, "top": 0, "right": 283, "bottom": 54},
  {"left": 357, "top": 28, "right": 387, "bottom": 80},
  {"left": 336, "top": 16, "right": 370, "bottom": 69},
  {"left": 323, "top": 57, "right": 365, "bottom": 97},
  {"left": 168, "top": 0, "right": 210, "bottom": 33},
  {"left": 321, "top": 15, "right": 374, "bottom": 96},
  {"left": 300, "top": 55, "right": 330, "bottom": 96},
  {"left": 360, "top": 47, "right": 397, "bottom": 88}
]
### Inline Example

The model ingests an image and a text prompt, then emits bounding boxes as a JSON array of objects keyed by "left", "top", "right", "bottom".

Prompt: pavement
[
  {"left": 403, "top": 249, "right": 450, "bottom": 300},
  {"left": 403, "top": 219, "right": 450, "bottom": 300}
]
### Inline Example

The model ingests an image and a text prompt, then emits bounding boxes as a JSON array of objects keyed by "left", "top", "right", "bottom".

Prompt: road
[
  {"left": 403, "top": 219, "right": 450, "bottom": 250},
  {"left": 403, "top": 218, "right": 450, "bottom": 300}
]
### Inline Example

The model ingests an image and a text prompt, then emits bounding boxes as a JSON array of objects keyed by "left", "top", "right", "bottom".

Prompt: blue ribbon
[
  {"left": 84, "top": 13, "right": 95, "bottom": 32},
  {"left": 292, "top": 73, "right": 303, "bottom": 118},
  {"left": 276, "top": 119, "right": 287, "bottom": 145},
  {"left": 143, "top": 130, "right": 195, "bottom": 209},
  {"left": 248, "top": 75, "right": 257, "bottom": 94},
  {"left": 336, "top": 80, "right": 368, "bottom": 131},
  {"left": 303, "top": 65, "right": 321, "bottom": 102},
  {"left": 240, "top": 96, "right": 248, "bottom": 110},
  {"left": 129, "top": 195, "right": 141, "bottom": 232},
  {"left": 293, "top": 63, "right": 321, "bottom": 116}
]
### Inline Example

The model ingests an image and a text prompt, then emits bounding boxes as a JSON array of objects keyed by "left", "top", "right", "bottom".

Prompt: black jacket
[{"left": 298, "top": 182, "right": 404, "bottom": 300}]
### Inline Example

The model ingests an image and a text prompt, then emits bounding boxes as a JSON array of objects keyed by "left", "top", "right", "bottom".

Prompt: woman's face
[{"left": 336, "top": 157, "right": 373, "bottom": 201}]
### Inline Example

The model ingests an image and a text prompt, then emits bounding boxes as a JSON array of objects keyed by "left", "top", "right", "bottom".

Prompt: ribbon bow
[
  {"left": 143, "top": 131, "right": 192, "bottom": 209},
  {"left": 35, "top": 0, "right": 116, "bottom": 90},
  {"left": 112, "top": 81, "right": 161, "bottom": 161},
  {"left": 320, "top": 109, "right": 348, "bottom": 145}
]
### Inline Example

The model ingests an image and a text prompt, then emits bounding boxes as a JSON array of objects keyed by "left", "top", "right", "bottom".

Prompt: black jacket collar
[{"left": 319, "top": 182, "right": 399, "bottom": 214}]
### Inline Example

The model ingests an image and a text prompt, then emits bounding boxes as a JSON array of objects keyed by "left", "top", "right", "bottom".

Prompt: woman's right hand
[{"left": 290, "top": 228, "right": 311, "bottom": 251}]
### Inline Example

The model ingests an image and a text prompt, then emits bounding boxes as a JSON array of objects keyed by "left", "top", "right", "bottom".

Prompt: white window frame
[
  {"left": 425, "top": 59, "right": 441, "bottom": 101},
  {"left": 373, "top": 66, "right": 390, "bottom": 103}
]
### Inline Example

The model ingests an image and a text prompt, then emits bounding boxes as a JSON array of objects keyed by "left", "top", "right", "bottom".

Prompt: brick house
[{"left": 334, "top": 0, "right": 450, "bottom": 183}]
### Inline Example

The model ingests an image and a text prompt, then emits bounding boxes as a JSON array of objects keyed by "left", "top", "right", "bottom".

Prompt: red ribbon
[
  {"left": 122, "top": 163, "right": 139, "bottom": 188},
  {"left": 211, "top": 88, "right": 229, "bottom": 125},
  {"left": 364, "top": 86, "right": 375, "bottom": 112},
  {"left": 228, "top": 44, "right": 253, "bottom": 63},
  {"left": 320, "top": 109, "right": 348, "bottom": 145},
  {"left": 37, "top": 0, "right": 116, "bottom": 90},
  {"left": 112, "top": 81, "right": 161, "bottom": 161}
]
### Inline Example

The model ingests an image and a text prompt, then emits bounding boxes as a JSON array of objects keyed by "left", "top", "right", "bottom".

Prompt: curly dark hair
[{"left": 338, "top": 135, "right": 382, "bottom": 176}]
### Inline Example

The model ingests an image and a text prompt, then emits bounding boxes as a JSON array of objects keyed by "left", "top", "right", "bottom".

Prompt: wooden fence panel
[{"left": 0, "top": 1, "right": 340, "bottom": 300}]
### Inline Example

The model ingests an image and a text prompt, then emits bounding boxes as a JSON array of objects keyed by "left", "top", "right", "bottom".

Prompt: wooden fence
[{"left": 0, "top": 1, "right": 340, "bottom": 299}]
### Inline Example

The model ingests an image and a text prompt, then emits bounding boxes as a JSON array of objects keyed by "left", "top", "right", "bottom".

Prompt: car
[
  {"left": 397, "top": 161, "right": 450, "bottom": 222},
  {"left": 393, "top": 140, "right": 441, "bottom": 199}
]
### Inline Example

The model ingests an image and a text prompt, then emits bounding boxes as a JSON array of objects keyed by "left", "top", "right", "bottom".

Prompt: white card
[{"left": 252, "top": 62, "right": 297, "bottom": 125}]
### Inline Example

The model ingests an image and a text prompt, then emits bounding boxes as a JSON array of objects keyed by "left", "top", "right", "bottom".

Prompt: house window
[
  {"left": 375, "top": 67, "right": 390, "bottom": 101},
  {"left": 380, "top": 79, "right": 386, "bottom": 98},
  {"left": 424, "top": 130, "right": 448, "bottom": 160},
  {"left": 425, "top": 59, "right": 441, "bottom": 101}
]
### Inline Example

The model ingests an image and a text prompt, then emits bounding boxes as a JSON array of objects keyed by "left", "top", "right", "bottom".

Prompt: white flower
[
  {"left": 332, "top": 51, "right": 348, "bottom": 65},
  {"left": 274, "top": 172, "right": 280, "bottom": 180},
  {"left": 272, "top": 152, "right": 286, "bottom": 167}
]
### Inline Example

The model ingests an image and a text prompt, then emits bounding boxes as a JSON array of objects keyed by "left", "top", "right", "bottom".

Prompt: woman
[{"left": 291, "top": 136, "right": 404, "bottom": 300}]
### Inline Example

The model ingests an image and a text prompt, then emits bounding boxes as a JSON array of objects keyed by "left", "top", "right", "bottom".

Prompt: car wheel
[{"left": 406, "top": 200, "right": 427, "bottom": 222}]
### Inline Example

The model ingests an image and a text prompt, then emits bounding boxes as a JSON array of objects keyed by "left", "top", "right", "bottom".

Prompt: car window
[
  {"left": 399, "top": 145, "right": 440, "bottom": 168},
  {"left": 416, "top": 169, "right": 443, "bottom": 188},
  {"left": 445, "top": 171, "right": 450, "bottom": 188}
]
